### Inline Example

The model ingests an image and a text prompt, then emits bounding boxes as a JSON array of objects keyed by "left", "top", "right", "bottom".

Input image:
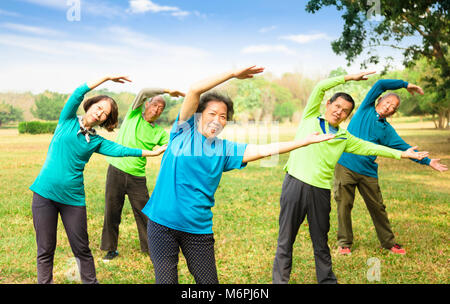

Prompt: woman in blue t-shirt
[
  {"left": 30, "top": 75, "right": 166, "bottom": 284},
  {"left": 142, "top": 66, "right": 336, "bottom": 284}
]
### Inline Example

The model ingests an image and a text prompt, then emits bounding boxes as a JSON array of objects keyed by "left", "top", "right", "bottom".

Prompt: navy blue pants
[{"left": 147, "top": 219, "right": 218, "bottom": 284}]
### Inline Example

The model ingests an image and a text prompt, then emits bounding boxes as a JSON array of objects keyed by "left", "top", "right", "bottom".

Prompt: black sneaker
[{"left": 102, "top": 250, "right": 119, "bottom": 261}]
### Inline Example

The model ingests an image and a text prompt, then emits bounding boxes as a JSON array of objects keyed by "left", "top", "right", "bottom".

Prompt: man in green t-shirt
[{"left": 101, "top": 87, "right": 184, "bottom": 261}]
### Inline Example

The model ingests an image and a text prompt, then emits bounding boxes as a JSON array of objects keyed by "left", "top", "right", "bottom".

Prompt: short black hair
[
  {"left": 329, "top": 92, "right": 355, "bottom": 113},
  {"left": 196, "top": 91, "right": 234, "bottom": 121}
]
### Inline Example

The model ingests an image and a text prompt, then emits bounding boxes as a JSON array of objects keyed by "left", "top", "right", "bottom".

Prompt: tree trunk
[{"left": 431, "top": 114, "right": 438, "bottom": 129}]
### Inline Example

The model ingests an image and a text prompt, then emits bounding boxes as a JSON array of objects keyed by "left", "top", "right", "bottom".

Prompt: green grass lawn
[{"left": 0, "top": 125, "right": 448, "bottom": 284}]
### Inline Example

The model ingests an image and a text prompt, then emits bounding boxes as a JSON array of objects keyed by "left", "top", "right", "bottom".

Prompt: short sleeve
[
  {"left": 223, "top": 140, "right": 248, "bottom": 172},
  {"left": 170, "top": 113, "right": 195, "bottom": 141}
]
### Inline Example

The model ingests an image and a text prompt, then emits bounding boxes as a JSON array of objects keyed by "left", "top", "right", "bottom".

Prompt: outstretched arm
[
  {"left": 343, "top": 71, "right": 376, "bottom": 82},
  {"left": 87, "top": 75, "right": 131, "bottom": 90},
  {"left": 179, "top": 66, "right": 264, "bottom": 123},
  {"left": 242, "top": 132, "right": 335, "bottom": 163},
  {"left": 142, "top": 144, "right": 168, "bottom": 157},
  {"left": 132, "top": 89, "right": 185, "bottom": 111},
  {"left": 345, "top": 133, "right": 429, "bottom": 161},
  {"left": 302, "top": 71, "right": 375, "bottom": 120}
]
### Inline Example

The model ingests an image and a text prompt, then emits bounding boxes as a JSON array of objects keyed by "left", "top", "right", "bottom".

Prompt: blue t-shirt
[
  {"left": 338, "top": 79, "right": 430, "bottom": 178},
  {"left": 141, "top": 114, "right": 248, "bottom": 234},
  {"left": 30, "top": 83, "right": 142, "bottom": 206}
]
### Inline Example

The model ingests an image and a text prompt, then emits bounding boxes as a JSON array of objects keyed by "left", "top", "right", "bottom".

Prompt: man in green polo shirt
[
  {"left": 101, "top": 87, "right": 184, "bottom": 261},
  {"left": 272, "top": 72, "right": 428, "bottom": 284}
]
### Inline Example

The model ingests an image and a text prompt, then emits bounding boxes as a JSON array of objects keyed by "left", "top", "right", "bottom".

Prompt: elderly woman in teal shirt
[
  {"left": 142, "top": 66, "right": 338, "bottom": 284},
  {"left": 30, "top": 75, "right": 165, "bottom": 284}
]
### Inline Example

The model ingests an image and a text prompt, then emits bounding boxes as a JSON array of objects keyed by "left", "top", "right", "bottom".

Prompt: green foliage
[
  {"left": 0, "top": 102, "right": 24, "bottom": 126},
  {"left": 18, "top": 121, "right": 57, "bottom": 134},
  {"left": 158, "top": 95, "right": 184, "bottom": 125},
  {"left": 225, "top": 77, "right": 298, "bottom": 122},
  {"left": 31, "top": 91, "right": 67, "bottom": 121},
  {"left": 273, "top": 101, "right": 296, "bottom": 120},
  {"left": 233, "top": 80, "right": 262, "bottom": 113},
  {"left": 306, "top": 0, "right": 449, "bottom": 128}
]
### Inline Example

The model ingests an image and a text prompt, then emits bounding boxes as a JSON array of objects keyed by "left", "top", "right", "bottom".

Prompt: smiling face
[
  {"left": 375, "top": 94, "right": 400, "bottom": 119},
  {"left": 324, "top": 97, "right": 354, "bottom": 127},
  {"left": 198, "top": 100, "right": 228, "bottom": 138},
  {"left": 84, "top": 99, "right": 112, "bottom": 127},
  {"left": 144, "top": 96, "right": 166, "bottom": 123}
]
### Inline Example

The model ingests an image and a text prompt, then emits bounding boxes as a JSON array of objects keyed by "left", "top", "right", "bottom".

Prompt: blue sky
[{"left": 0, "top": 0, "right": 405, "bottom": 93}]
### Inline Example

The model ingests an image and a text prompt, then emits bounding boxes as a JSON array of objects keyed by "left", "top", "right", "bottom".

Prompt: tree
[
  {"left": 306, "top": 0, "right": 449, "bottom": 128},
  {"left": 0, "top": 102, "right": 24, "bottom": 126},
  {"left": 398, "top": 56, "right": 450, "bottom": 128},
  {"left": 273, "top": 101, "right": 296, "bottom": 121},
  {"left": 32, "top": 91, "right": 67, "bottom": 121},
  {"left": 159, "top": 95, "right": 184, "bottom": 125}
]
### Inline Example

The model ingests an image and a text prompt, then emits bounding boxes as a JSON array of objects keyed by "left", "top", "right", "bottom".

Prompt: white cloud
[
  {"left": 0, "top": 26, "right": 219, "bottom": 93},
  {"left": 0, "top": 9, "right": 21, "bottom": 17},
  {"left": 1, "top": 23, "right": 64, "bottom": 37},
  {"left": 20, "top": 0, "right": 123, "bottom": 18},
  {"left": 259, "top": 25, "right": 277, "bottom": 33},
  {"left": 280, "top": 33, "right": 331, "bottom": 44},
  {"left": 127, "top": 0, "right": 189, "bottom": 17},
  {"left": 241, "top": 44, "right": 295, "bottom": 55},
  {"left": 20, "top": 0, "right": 67, "bottom": 10},
  {"left": 105, "top": 26, "right": 209, "bottom": 58},
  {"left": 0, "top": 34, "right": 67, "bottom": 56}
]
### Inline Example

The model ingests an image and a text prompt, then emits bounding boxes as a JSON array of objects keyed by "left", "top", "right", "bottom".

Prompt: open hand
[
  {"left": 429, "top": 159, "right": 448, "bottom": 172},
  {"left": 345, "top": 71, "right": 376, "bottom": 82},
  {"left": 233, "top": 66, "right": 265, "bottom": 79},
  {"left": 304, "top": 132, "right": 336, "bottom": 145},
  {"left": 401, "top": 146, "right": 429, "bottom": 160},
  {"left": 152, "top": 144, "right": 168, "bottom": 156},
  {"left": 406, "top": 83, "right": 424, "bottom": 96},
  {"left": 108, "top": 76, "right": 132, "bottom": 83},
  {"left": 165, "top": 90, "right": 186, "bottom": 98}
]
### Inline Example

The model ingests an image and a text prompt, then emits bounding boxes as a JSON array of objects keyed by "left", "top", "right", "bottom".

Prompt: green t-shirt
[
  {"left": 284, "top": 76, "right": 402, "bottom": 190},
  {"left": 107, "top": 104, "right": 169, "bottom": 176}
]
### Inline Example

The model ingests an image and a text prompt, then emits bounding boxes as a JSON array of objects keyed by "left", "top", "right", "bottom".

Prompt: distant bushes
[{"left": 18, "top": 121, "right": 57, "bottom": 134}]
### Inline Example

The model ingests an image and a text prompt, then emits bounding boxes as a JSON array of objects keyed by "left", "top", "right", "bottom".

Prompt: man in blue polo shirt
[{"left": 335, "top": 79, "right": 448, "bottom": 255}]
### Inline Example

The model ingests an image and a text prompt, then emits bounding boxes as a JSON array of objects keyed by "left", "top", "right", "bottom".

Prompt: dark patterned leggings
[{"left": 147, "top": 219, "right": 218, "bottom": 284}]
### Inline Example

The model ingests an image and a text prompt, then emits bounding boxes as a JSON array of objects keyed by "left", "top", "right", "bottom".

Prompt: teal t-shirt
[
  {"left": 141, "top": 114, "right": 248, "bottom": 234},
  {"left": 29, "top": 83, "right": 142, "bottom": 206},
  {"left": 338, "top": 79, "right": 430, "bottom": 178},
  {"left": 107, "top": 104, "right": 169, "bottom": 177}
]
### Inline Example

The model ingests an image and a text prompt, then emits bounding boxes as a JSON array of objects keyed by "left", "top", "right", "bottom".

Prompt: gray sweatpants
[{"left": 273, "top": 173, "right": 337, "bottom": 284}]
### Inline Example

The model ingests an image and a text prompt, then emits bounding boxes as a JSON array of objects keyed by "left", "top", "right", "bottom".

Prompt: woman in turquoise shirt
[
  {"left": 30, "top": 75, "right": 166, "bottom": 284},
  {"left": 142, "top": 66, "right": 336, "bottom": 284}
]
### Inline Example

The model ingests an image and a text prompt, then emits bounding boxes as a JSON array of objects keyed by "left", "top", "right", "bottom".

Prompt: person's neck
[
  {"left": 82, "top": 116, "right": 92, "bottom": 130},
  {"left": 327, "top": 120, "right": 339, "bottom": 129},
  {"left": 374, "top": 105, "right": 387, "bottom": 118}
]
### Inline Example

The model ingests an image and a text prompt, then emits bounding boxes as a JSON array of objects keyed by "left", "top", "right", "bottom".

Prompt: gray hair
[
  {"left": 378, "top": 92, "right": 401, "bottom": 104},
  {"left": 144, "top": 96, "right": 166, "bottom": 109}
]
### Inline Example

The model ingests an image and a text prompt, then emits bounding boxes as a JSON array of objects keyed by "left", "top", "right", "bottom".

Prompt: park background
[{"left": 0, "top": 1, "right": 448, "bottom": 283}]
